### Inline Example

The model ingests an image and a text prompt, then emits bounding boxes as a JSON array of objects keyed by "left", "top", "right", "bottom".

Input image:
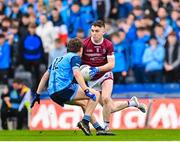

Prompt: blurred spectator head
[
  {"left": 118, "top": 28, "right": 126, "bottom": 40},
  {"left": 132, "top": 0, "right": 142, "bottom": 7},
  {"left": 171, "top": 10, "right": 179, "bottom": 21},
  {"left": 159, "top": 17, "right": 168, "bottom": 28},
  {"left": 28, "top": 4, "right": 35, "bottom": 15},
  {"left": 39, "top": 13, "right": 47, "bottom": 24},
  {"left": 16, "top": 0, "right": 24, "bottom": 6},
  {"left": 12, "top": 78, "right": 24, "bottom": 90},
  {"left": 27, "top": 0, "right": 36, "bottom": 4},
  {"left": 12, "top": 2, "right": 20, "bottom": 14},
  {"left": 137, "top": 27, "right": 145, "bottom": 38},
  {"left": 149, "top": 36, "right": 158, "bottom": 48},
  {"left": 12, "top": 19, "right": 20, "bottom": 27},
  {"left": 28, "top": 23, "right": 36, "bottom": 34},
  {"left": 29, "top": 14, "right": 36, "bottom": 24},
  {"left": 71, "top": 2, "right": 80, "bottom": 13},
  {"left": 0, "top": 2, "right": 5, "bottom": 12},
  {"left": 154, "top": 24, "right": 164, "bottom": 36},
  {"left": 171, "top": 0, "right": 180, "bottom": 10},
  {"left": 0, "top": 33, "right": 5, "bottom": 45},
  {"left": 161, "top": 0, "right": 170, "bottom": 4},
  {"left": 167, "top": 31, "right": 177, "bottom": 44},
  {"left": 118, "top": 0, "right": 125, "bottom": 4},
  {"left": 143, "top": 15, "right": 153, "bottom": 27},
  {"left": 111, "top": 32, "right": 121, "bottom": 44},
  {"left": 77, "top": 29, "right": 84, "bottom": 39},
  {"left": 54, "top": 38, "right": 64, "bottom": 48},
  {"left": 80, "top": 0, "right": 90, "bottom": 6},
  {"left": 52, "top": 7, "right": 59, "bottom": 18},
  {"left": 133, "top": 6, "right": 143, "bottom": 19},
  {"left": 21, "top": 13, "right": 30, "bottom": 26},
  {"left": 37, "top": 2, "right": 46, "bottom": 14},
  {"left": 2, "top": 17, "right": 11, "bottom": 28},
  {"left": 11, "top": 24, "right": 19, "bottom": 34},
  {"left": 126, "top": 13, "right": 135, "bottom": 25},
  {"left": 157, "top": 7, "right": 167, "bottom": 18},
  {"left": 0, "top": 12, "right": 5, "bottom": 22},
  {"left": 150, "top": 0, "right": 160, "bottom": 7}
]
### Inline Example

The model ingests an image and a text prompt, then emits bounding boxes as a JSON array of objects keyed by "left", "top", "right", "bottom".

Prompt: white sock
[
  {"left": 104, "top": 121, "right": 109, "bottom": 130},
  {"left": 128, "top": 100, "right": 137, "bottom": 107}
]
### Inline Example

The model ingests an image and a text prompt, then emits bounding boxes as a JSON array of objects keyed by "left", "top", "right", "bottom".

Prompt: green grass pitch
[{"left": 0, "top": 129, "right": 180, "bottom": 141}]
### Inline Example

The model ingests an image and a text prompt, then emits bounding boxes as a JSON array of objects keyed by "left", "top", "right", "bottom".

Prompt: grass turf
[{"left": 0, "top": 129, "right": 180, "bottom": 141}]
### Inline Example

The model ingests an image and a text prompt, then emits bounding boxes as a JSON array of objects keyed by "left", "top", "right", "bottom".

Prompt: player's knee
[{"left": 102, "top": 96, "right": 110, "bottom": 104}]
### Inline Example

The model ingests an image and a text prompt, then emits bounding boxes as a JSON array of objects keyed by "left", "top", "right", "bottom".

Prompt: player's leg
[
  {"left": 72, "top": 87, "right": 100, "bottom": 135},
  {"left": 70, "top": 100, "right": 104, "bottom": 131},
  {"left": 101, "top": 79, "right": 113, "bottom": 130},
  {"left": 111, "top": 96, "right": 146, "bottom": 113}
]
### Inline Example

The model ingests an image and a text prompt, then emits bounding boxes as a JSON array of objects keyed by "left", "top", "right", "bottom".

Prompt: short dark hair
[
  {"left": 92, "top": 20, "right": 105, "bottom": 28},
  {"left": 13, "top": 78, "right": 23, "bottom": 84},
  {"left": 67, "top": 38, "right": 83, "bottom": 53},
  {"left": 0, "top": 34, "right": 5, "bottom": 39}
]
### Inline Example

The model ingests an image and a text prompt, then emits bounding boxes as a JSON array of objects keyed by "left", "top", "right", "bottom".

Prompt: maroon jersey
[{"left": 82, "top": 37, "right": 114, "bottom": 80}]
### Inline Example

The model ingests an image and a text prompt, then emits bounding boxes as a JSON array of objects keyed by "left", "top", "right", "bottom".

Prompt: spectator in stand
[
  {"left": 80, "top": 0, "right": 97, "bottom": 37},
  {"left": 22, "top": 24, "right": 44, "bottom": 89},
  {"left": 49, "top": 7, "right": 68, "bottom": 44},
  {"left": 159, "top": 17, "right": 173, "bottom": 37},
  {"left": 154, "top": 24, "right": 166, "bottom": 46},
  {"left": 0, "top": 34, "right": 11, "bottom": 84},
  {"left": 67, "top": 2, "right": 81, "bottom": 38},
  {"left": 76, "top": 28, "right": 85, "bottom": 40},
  {"left": 174, "top": 17, "right": 180, "bottom": 40},
  {"left": 0, "top": 78, "right": 31, "bottom": 129},
  {"left": 160, "top": 0, "right": 172, "bottom": 14},
  {"left": 111, "top": 31, "right": 129, "bottom": 84},
  {"left": 143, "top": 36, "right": 165, "bottom": 83},
  {"left": 164, "top": 32, "right": 180, "bottom": 82},
  {"left": 131, "top": 27, "right": 150, "bottom": 83},
  {"left": 143, "top": 0, "right": 160, "bottom": 21},
  {"left": 48, "top": 38, "right": 67, "bottom": 66},
  {"left": 36, "top": 13, "right": 56, "bottom": 65},
  {"left": 92, "top": 0, "right": 111, "bottom": 20},
  {"left": 9, "top": 2, "right": 22, "bottom": 20}
]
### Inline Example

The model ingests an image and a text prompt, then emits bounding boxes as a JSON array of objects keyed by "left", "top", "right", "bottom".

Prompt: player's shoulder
[
  {"left": 103, "top": 38, "right": 113, "bottom": 47},
  {"left": 83, "top": 37, "right": 91, "bottom": 44}
]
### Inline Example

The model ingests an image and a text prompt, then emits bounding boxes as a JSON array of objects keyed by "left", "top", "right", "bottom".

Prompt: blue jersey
[{"left": 47, "top": 52, "right": 81, "bottom": 95}]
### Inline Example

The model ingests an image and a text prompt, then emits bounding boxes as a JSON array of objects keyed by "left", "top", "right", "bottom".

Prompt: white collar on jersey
[{"left": 91, "top": 37, "right": 104, "bottom": 45}]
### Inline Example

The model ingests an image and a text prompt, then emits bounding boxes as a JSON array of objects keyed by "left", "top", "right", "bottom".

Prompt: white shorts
[{"left": 88, "top": 72, "right": 113, "bottom": 91}]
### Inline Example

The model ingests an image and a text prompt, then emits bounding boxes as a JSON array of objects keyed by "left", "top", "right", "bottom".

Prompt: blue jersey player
[{"left": 31, "top": 38, "right": 100, "bottom": 136}]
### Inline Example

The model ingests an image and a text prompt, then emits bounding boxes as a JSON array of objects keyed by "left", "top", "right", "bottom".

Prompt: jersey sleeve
[
  {"left": 107, "top": 42, "right": 114, "bottom": 56},
  {"left": 70, "top": 56, "right": 81, "bottom": 70}
]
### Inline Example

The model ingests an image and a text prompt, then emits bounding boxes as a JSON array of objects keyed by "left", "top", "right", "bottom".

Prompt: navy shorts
[{"left": 50, "top": 83, "right": 78, "bottom": 107}]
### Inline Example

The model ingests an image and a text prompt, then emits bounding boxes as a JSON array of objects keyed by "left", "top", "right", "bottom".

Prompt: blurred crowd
[{"left": 0, "top": 0, "right": 179, "bottom": 90}]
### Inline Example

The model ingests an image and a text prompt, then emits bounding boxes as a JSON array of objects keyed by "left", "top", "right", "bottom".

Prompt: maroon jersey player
[
  {"left": 82, "top": 37, "right": 114, "bottom": 80},
  {"left": 80, "top": 20, "right": 146, "bottom": 135}
]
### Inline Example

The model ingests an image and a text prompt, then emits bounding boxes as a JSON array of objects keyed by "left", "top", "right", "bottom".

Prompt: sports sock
[
  {"left": 104, "top": 121, "right": 109, "bottom": 130},
  {"left": 93, "top": 122, "right": 103, "bottom": 131},
  {"left": 128, "top": 100, "right": 137, "bottom": 107},
  {"left": 82, "top": 115, "right": 91, "bottom": 125}
]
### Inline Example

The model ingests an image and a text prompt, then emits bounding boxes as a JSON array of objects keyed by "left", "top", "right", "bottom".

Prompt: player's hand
[
  {"left": 31, "top": 93, "right": 40, "bottom": 108},
  {"left": 89, "top": 67, "right": 99, "bottom": 78},
  {"left": 84, "top": 89, "right": 96, "bottom": 101}
]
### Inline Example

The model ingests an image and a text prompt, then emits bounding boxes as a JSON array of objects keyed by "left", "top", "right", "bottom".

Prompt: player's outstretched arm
[{"left": 31, "top": 71, "right": 49, "bottom": 108}]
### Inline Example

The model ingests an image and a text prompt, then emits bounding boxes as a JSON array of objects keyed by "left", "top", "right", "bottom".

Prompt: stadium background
[{"left": 0, "top": 0, "right": 180, "bottom": 140}]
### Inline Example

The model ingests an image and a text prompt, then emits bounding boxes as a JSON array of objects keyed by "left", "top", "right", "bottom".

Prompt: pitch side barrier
[{"left": 37, "top": 83, "right": 180, "bottom": 100}]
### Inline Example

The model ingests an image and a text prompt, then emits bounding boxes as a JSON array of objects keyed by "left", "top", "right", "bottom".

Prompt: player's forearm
[
  {"left": 98, "top": 61, "right": 114, "bottom": 72},
  {"left": 73, "top": 69, "right": 88, "bottom": 91},
  {"left": 36, "top": 71, "right": 49, "bottom": 94}
]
